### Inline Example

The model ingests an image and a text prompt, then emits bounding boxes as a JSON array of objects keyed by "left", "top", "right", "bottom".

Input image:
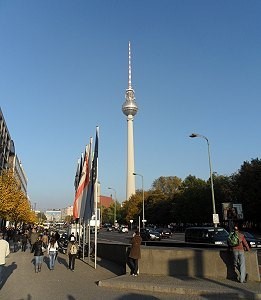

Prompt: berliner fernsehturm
[{"left": 122, "top": 42, "right": 138, "bottom": 200}]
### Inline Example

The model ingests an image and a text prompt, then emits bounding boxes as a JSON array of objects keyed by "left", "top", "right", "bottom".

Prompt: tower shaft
[{"left": 122, "top": 42, "right": 138, "bottom": 200}]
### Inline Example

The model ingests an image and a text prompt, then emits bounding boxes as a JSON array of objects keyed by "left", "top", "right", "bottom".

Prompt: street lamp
[
  {"left": 133, "top": 172, "right": 145, "bottom": 228},
  {"left": 189, "top": 133, "right": 218, "bottom": 226},
  {"left": 108, "top": 187, "right": 117, "bottom": 225}
]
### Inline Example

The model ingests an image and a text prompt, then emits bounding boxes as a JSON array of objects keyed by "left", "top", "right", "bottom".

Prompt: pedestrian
[
  {"left": 33, "top": 236, "right": 44, "bottom": 273},
  {"left": 127, "top": 230, "right": 142, "bottom": 276},
  {"left": 67, "top": 236, "right": 78, "bottom": 272},
  {"left": 41, "top": 230, "right": 49, "bottom": 249},
  {"left": 0, "top": 232, "right": 10, "bottom": 285},
  {"left": 30, "top": 228, "right": 39, "bottom": 253},
  {"left": 47, "top": 237, "right": 58, "bottom": 270},
  {"left": 229, "top": 225, "right": 250, "bottom": 283},
  {"left": 21, "top": 232, "right": 28, "bottom": 252},
  {"left": 12, "top": 230, "right": 20, "bottom": 252}
]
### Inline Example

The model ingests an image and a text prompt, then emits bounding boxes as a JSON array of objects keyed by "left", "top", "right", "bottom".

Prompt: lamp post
[
  {"left": 108, "top": 187, "right": 117, "bottom": 225},
  {"left": 189, "top": 133, "right": 218, "bottom": 226},
  {"left": 133, "top": 172, "right": 145, "bottom": 228}
]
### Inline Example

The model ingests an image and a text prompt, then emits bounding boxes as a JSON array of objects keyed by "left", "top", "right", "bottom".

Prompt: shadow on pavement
[
  {"left": 0, "top": 261, "right": 17, "bottom": 289},
  {"left": 57, "top": 255, "right": 69, "bottom": 268}
]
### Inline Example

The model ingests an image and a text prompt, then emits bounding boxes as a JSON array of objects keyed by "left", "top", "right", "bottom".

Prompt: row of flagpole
[{"left": 72, "top": 126, "right": 99, "bottom": 268}]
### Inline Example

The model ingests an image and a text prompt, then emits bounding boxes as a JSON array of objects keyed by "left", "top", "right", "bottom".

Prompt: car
[
  {"left": 140, "top": 228, "right": 161, "bottom": 241},
  {"left": 118, "top": 225, "right": 129, "bottom": 233},
  {"left": 155, "top": 228, "right": 172, "bottom": 238},
  {"left": 185, "top": 227, "right": 229, "bottom": 246},
  {"left": 241, "top": 231, "right": 261, "bottom": 249}
]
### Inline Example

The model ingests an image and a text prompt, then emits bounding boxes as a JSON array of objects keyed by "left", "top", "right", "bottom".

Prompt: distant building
[
  {"left": 61, "top": 205, "right": 73, "bottom": 219},
  {"left": 45, "top": 209, "right": 62, "bottom": 222},
  {"left": 100, "top": 195, "right": 113, "bottom": 208}
]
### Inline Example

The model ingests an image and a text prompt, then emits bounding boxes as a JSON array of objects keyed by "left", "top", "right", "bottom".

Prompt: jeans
[
  {"left": 233, "top": 250, "right": 246, "bottom": 283},
  {"left": 0, "top": 264, "right": 4, "bottom": 284},
  {"left": 68, "top": 254, "right": 76, "bottom": 270},
  {"left": 127, "top": 257, "right": 139, "bottom": 275},
  {"left": 35, "top": 256, "right": 43, "bottom": 268},
  {"left": 49, "top": 251, "right": 56, "bottom": 270}
]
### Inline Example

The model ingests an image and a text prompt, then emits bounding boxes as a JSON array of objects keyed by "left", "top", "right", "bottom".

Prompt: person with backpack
[
  {"left": 228, "top": 225, "right": 250, "bottom": 283},
  {"left": 66, "top": 237, "right": 78, "bottom": 272}
]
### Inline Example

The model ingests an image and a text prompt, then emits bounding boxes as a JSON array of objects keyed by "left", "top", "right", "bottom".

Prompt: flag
[
  {"left": 79, "top": 139, "right": 92, "bottom": 218},
  {"left": 83, "top": 126, "right": 99, "bottom": 222},
  {"left": 73, "top": 144, "right": 91, "bottom": 219}
]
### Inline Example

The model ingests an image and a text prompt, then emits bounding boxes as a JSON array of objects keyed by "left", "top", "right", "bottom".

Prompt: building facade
[{"left": 0, "top": 108, "right": 28, "bottom": 195}]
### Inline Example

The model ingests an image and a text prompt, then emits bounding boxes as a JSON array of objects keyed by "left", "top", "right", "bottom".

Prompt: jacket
[
  {"left": 34, "top": 240, "right": 44, "bottom": 256},
  {"left": 129, "top": 234, "right": 142, "bottom": 259},
  {"left": 0, "top": 239, "right": 10, "bottom": 265},
  {"left": 232, "top": 231, "right": 250, "bottom": 251},
  {"left": 67, "top": 242, "right": 79, "bottom": 255}
]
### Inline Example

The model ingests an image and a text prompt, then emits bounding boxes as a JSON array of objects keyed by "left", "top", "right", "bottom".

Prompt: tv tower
[{"left": 122, "top": 42, "right": 138, "bottom": 200}]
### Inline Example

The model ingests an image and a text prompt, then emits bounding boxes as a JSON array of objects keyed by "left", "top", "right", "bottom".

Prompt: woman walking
[
  {"left": 33, "top": 236, "right": 44, "bottom": 273},
  {"left": 47, "top": 237, "right": 58, "bottom": 270}
]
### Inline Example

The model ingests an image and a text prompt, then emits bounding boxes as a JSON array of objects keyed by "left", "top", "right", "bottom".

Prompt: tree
[
  {"left": 233, "top": 158, "right": 261, "bottom": 226},
  {"left": 173, "top": 175, "right": 211, "bottom": 224},
  {"left": 152, "top": 176, "right": 182, "bottom": 196},
  {"left": 0, "top": 169, "right": 36, "bottom": 225}
]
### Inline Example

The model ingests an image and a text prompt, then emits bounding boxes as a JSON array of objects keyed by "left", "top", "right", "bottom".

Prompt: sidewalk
[
  {"left": 1, "top": 249, "right": 260, "bottom": 300},
  {"left": 99, "top": 273, "right": 261, "bottom": 299}
]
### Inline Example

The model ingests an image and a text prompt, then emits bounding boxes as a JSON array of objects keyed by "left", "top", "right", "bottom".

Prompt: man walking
[
  {"left": 0, "top": 232, "right": 10, "bottom": 286},
  {"left": 230, "top": 225, "right": 250, "bottom": 283}
]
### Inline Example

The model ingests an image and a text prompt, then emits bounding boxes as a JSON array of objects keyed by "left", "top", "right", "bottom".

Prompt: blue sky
[{"left": 0, "top": 1, "right": 260, "bottom": 211}]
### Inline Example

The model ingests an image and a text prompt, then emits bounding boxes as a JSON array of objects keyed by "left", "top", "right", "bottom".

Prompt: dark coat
[
  {"left": 34, "top": 240, "right": 44, "bottom": 256},
  {"left": 129, "top": 234, "right": 142, "bottom": 259}
]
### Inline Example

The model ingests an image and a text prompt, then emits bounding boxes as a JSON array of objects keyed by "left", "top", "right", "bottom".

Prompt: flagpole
[{"left": 94, "top": 126, "right": 99, "bottom": 269}]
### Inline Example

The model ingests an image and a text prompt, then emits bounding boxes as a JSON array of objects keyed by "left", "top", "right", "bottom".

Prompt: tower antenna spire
[{"left": 128, "top": 41, "right": 132, "bottom": 89}]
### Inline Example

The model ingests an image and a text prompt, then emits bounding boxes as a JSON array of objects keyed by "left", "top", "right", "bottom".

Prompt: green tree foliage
[
  {"left": 152, "top": 176, "right": 182, "bottom": 196},
  {"left": 174, "top": 176, "right": 211, "bottom": 223},
  {"left": 232, "top": 158, "right": 261, "bottom": 224}
]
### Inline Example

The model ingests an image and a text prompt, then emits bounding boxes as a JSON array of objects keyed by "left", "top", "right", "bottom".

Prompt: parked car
[
  {"left": 241, "top": 231, "right": 261, "bottom": 249},
  {"left": 140, "top": 228, "right": 161, "bottom": 241},
  {"left": 155, "top": 228, "right": 172, "bottom": 239},
  {"left": 185, "top": 227, "right": 229, "bottom": 246}
]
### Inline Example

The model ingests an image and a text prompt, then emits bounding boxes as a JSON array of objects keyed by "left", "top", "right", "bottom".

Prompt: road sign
[{"left": 213, "top": 214, "right": 219, "bottom": 224}]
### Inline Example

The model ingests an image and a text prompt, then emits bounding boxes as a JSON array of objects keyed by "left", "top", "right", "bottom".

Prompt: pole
[
  {"left": 190, "top": 133, "right": 217, "bottom": 227},
  {"left": 206, "top": 138, "right": 216, "bottom": 215},
  {"left": 133, "top": 173, "right": 145, "bottom": 228},
  {"left": 108, "top": 187, "right": 117, "bottom": 225}
]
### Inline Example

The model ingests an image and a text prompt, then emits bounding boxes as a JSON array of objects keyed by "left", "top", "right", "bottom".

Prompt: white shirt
[{"left": 47, "top": 241, "right": 58, "bottom": 253}]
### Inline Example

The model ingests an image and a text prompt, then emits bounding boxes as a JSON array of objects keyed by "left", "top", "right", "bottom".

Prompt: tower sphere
[{"left": 122, "top": 89, "right": 138, "bottom": 117}]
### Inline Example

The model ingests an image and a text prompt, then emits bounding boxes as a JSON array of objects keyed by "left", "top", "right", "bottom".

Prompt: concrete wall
[
  {"left": 97, "top": 242, "right": 260, "bottom": 282},
  {"left": 139, "top": 246, "right": 260, "bottom": 281}
]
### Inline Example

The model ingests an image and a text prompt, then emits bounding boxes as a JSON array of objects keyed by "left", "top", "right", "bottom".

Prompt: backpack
[
  {"left": 227, "top": 231, "right": 240, "bottom": 247},
  {"left": 70, "top": 244, "right": 77, "bottom": 255}
]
